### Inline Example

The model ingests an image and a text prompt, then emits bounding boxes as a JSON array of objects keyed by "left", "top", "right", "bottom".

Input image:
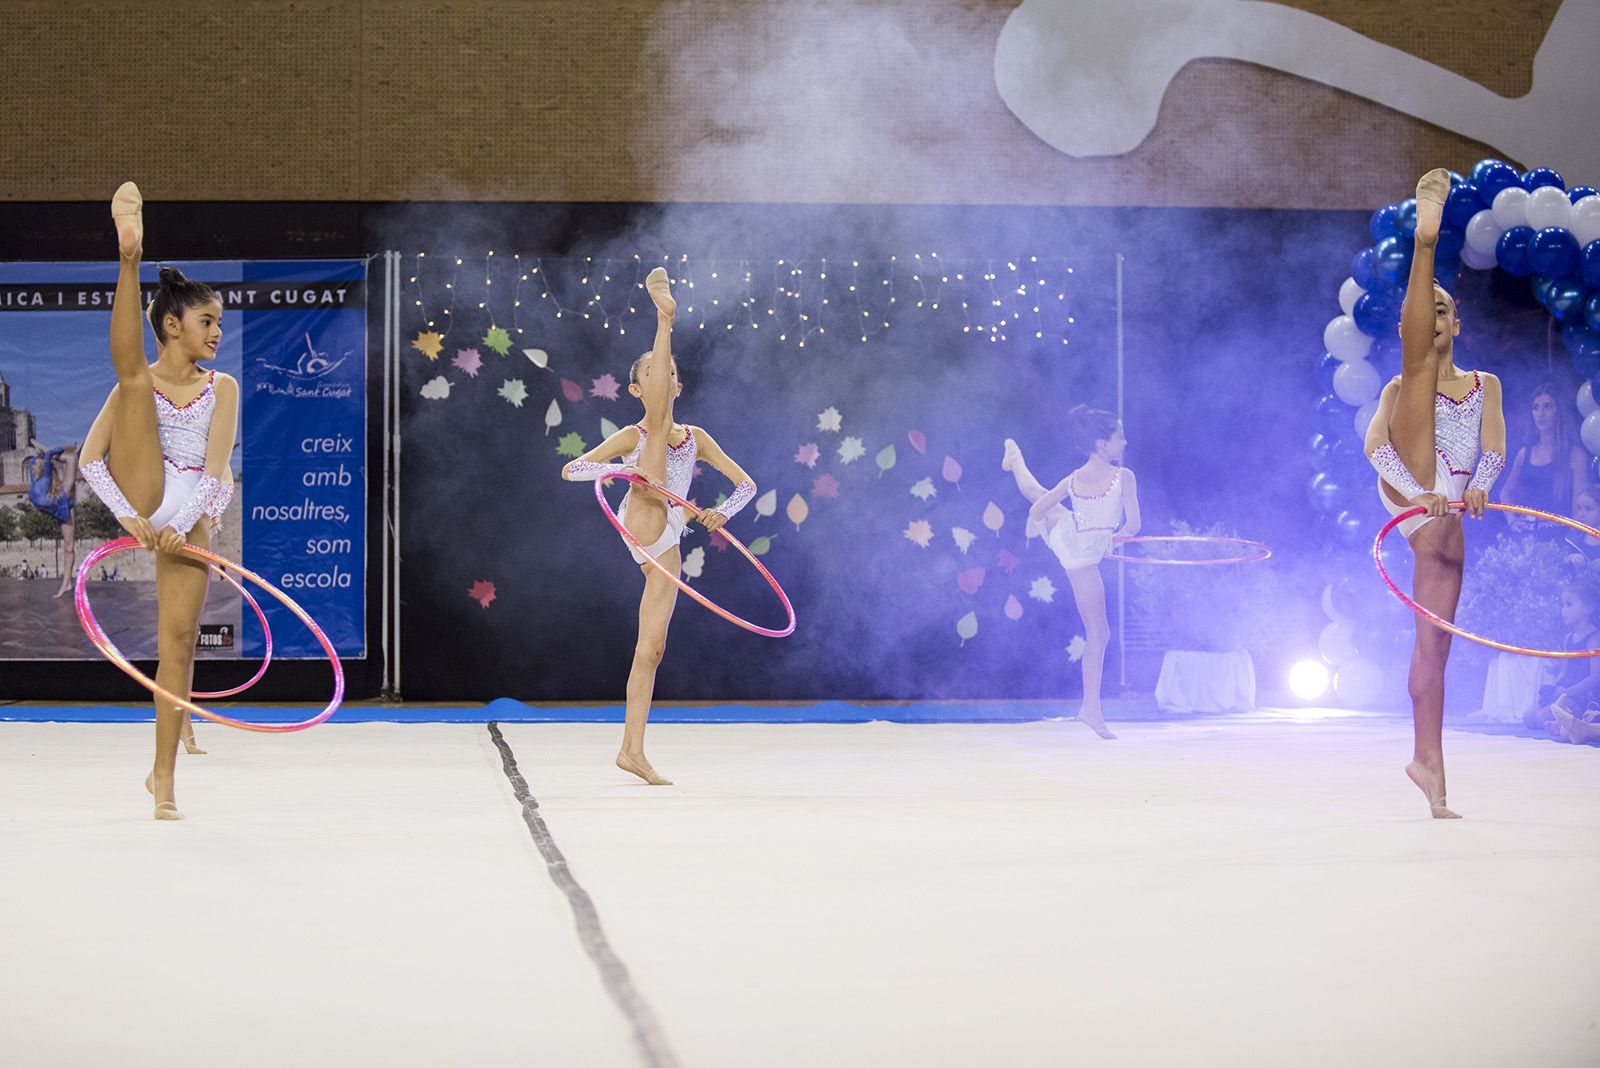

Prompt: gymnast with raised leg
[
  {"left": 78, "top": 183, "right": 238, "bottom": 818},
  {"left": 1364, "top": 168, "right": 1506, "bottom": 819},
  {"left": 562, "top": 268, "right": 757, "bottom": 785},
  {"left": 25, "top": 441, "right": 81, "bottom": 598},
  {"left": 1002, "top": 405, "right": 1141, "bottom": 739}
]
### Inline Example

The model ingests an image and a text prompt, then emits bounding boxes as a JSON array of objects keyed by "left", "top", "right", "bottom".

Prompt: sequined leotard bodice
[
  {"left": 1433, "top": 371, "right": 1483, "bottom": 477},
  {"left": 620, "top": 424, "right": 698, "bottom": 506},
  {"left": 156, "top": 371, "right": 216, "bottom": 472}
]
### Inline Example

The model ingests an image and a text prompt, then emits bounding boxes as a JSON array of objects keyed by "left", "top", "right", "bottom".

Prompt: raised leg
[
  {"left": 623, "top": 271, "right": 677, "bottom": 547},
  {"left": 1384, "top": 169, "right": 1452, "bottom": 502},
  {"left": 148, "top": 525, "right": 211, "bottom": 819},
  {"left": 1002, "top": 439, "right": 1048, "bottom": 502},
  {"left": 1064, "top": 563, "right": 1116, "bottom": 740},
  {"left": 107, "top": 183, "right": 164, "bottom": 516},
  {"left": 1404, "top": 517, "right": 1464, "bottom": 818},
  {"left": 617, "top": 548, "right": 680, "bottom": 785}
]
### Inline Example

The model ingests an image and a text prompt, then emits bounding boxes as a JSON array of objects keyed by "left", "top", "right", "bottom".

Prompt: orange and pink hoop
[
  {"left": 595, "top": 472, "right": 796, "bottom": 638},
  {"left": 1375, "top": 500, "right": 1600, "bottom": 659},
  {"left": 75, "top": 537, "right": 344, "bottom": 731},
  {"left": 1106, "top": 534, "right": 1272, "bottom": 565}
]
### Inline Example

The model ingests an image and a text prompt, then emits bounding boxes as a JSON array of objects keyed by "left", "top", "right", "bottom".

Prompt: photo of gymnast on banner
[{"left": 0, "top": 260, "right": 367, "bottom": 660}]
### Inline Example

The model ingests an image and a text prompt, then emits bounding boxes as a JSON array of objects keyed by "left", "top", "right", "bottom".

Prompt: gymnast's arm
[
  {"left": 1119, "top": 468, "right": 1141, "bottom": 539},
  {"left": 689, "top": 426, "right": 755, "bottom": 534},
  {"left": 561, "top": 426, "right": 643, "bottom": 481},
  {"left": 1462, "top": 372, "right": 1506, "bottom": 519},
  {"left": 1028, "top": 476, "right": 1071, "bottom": 527}
]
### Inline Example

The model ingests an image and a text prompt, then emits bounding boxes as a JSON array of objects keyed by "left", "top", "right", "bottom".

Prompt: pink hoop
[
  {"left": 75, "top": 537, "right": 344, "bottom": 731},
  {"left": 1374, "top": 500, "right": 1600, "bottom": 658},
  {"left": 1105, "top": 534, "right": 1272, "bottom": 565},
  {"left": 192, "top": 565, "right": 274, "bottom": 699},
  {"left": 594, "top": 473, "right": 796, "bottom": 638}
]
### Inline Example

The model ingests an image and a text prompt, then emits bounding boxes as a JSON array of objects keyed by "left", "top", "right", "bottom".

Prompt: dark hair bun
[
  {"left": 158, "top": 266, "right": 189, "bottom": 287},
  {"left": 1064, "top": 403, "right": 1119, "bottom": 460},
  {"left": 146, "top": 266, "right": 219, "bottom": 342}
]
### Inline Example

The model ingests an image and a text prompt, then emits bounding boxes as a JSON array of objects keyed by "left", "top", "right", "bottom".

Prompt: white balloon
[
  {"left": 1321, "top": 583, "right": 1345, "bottom": 622},
  {"left": 1491, "top": 186, "right": 1530, "bottom": 231},
  {"left": 1338, "top": 276, "right": 1364, "bottom": 316},
  {"left": 1354, "top": 398, "right": 1380, "bottom": 439},
  {"left": 1324, "top": 315, "right": 1373, "bottom": 362},
  {"left": 1572, "top": 195, "right": 1600, "bottom": 246},
  {"left": 1319, "top": 619, "right": 1360, "bottom": 667},
  {"left": 1464, "top": 208, "right": 1502, "bottom": 255},
  {"left": 1525, "top": 184, "right": 1574, "bottom": 231},
  {"left": 1333, "top": 358, "right": 1381, "bottom": 406},
  {"left": 1461, "top": 244, "right": 1499, "bottom": 270},
  {"left": 1334, "top": 658, "right": 1384, "bottom": 707},
  {"left": 1580, "top": 380, "right": 1598, "bottom": 419},
  {"left": 1583, "top": 410, "right": 1600, "bottom": 456}
]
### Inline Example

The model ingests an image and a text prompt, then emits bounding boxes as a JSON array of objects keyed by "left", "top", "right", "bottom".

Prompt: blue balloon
[
  {"left": 1353, "top": 291, "right": 1398, "bottom": 337},
  {"left": 1528, "top": 228, "right": 1581, "bottom": 279},
  {"left": 1496, "top": 226, "right": 1536, "bottom": 276},
  {"left": 1310, "top": 432, "right": 1334, "bottom": 468},
  {"left": 1532, "top": 276, "right": 1558, "bottom": 306},
  {"left": 1435, "top": 225, "right": 1466, "bottom": 259},
  {"left": 1433, "top": 255, "right": 1462, "bottom": 286},
  {"left": 1571, "top": 186, "right": 1599, "bottom": 204},
  {"left": 1308, "top": 473, "right": 1346, "bottom": 513},
  {"left": 1522, "top": 167, "right": 1565, "bottom": 192},
  {"left": 1315, "top": 393, "right": 1349, "bottom": 436},
  {"left": 1395, "top": 198, "right": 1419, "bottom": 238},
  {"left": 1369, "top": 204, "right": 1401, "bottom": 243},
  {"left": 1582, "top": 240, "right": 1600, "bottom": 289},
  {"left": 1548, "top": 280, "right": 1587, "bottom": 323},
  {"left": 1333, "top": 510, "right": 1366, "bottom": 550},
  {"left": 1587, "top": 294, "right": 1600, "bottom": 334},
  {"left": 1443, "top": 183, "right": 1483, "bottom": 229},
  {"left": 1374, "top": 235, "right": 1413, "bottom": 286},
  {"left": 1351, "top": 246, "right": 1379, "bottom": 291},
  {"left": 1567, "top": 323, "right": 1600, "bottom": 361},
  {"left": 1315, "top": 350, "right": 1342, "bottom": 388},
  {"left": 1472, "top": 159, "right": 1520, "bottom": 199},
  {"left": 1572, "top": 341, "right": 1600, "bottom": 381}
]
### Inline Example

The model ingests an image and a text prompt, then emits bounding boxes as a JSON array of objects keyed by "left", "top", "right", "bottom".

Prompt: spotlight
[{"left": 1289, "top": 660, "right": 1331, "bottom": 701}]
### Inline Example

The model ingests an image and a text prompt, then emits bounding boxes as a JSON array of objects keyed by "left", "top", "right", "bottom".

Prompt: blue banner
[{"left": 0, "top": 260, "right": 366, "bottom": 660}]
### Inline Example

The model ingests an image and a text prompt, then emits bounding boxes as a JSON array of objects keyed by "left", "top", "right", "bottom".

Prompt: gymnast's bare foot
[
  {"left": 1414, "top": 168, "right": 1450, "bottom": 244},
  {"left": 617, "top": 749, "right": 673, "bottom": 786},
  {"left": 1405, "top": 760, "right": 1461, "bottom": 819},
  {"left": 146, "top": 771, "right": 183, "bottom": 820},
  {"left": 1077, "top": 705, "right": 1117, "bottom": 740},
  {"left": 1002, "top": 438, "right": 1022, "bottom": 472},
  {"left": 111, "top": 181, "right": 143, "bottom": 260},
  {"left": 644, "top": 267, "right": 676, "bottom": 318}
]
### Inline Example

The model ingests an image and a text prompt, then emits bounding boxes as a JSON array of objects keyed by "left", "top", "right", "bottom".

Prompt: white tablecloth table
[{"left": 1155, "top": 650, "right": 1256, "bottom": 713}]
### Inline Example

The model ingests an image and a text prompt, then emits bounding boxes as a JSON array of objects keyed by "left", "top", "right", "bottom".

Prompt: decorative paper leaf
[
  {"left": 682, "top": 546, "right": 706, "bottom": 579},
  {"left": 910, "top": 477, "right": 936, "bottom": 502},
  {"left": 957, "top": 567, "right": 986, "bottom": 595},
  {"left": 523, "top": 348, "right": 549, "bottom": 368},
  {"left": 875, "top": 444, "right": 897, "bottom": 476},
  {"left": 561, "top": 378, "right": 584, "bottom": 403},
  {"left": 1029, "top": 576, "right": 1056, "bottom": 604},
  {"left": 1004, "top": 594, "right": 1023, "bottom": 621},
  {"left": 709, "top": 529, "right": 732, "bottom": 552},
  {"left": 904, "top": 519, "right": 934, "bottom": 548},
  {"left": 795, "top": 442, "right": 820, "bottom": 468},
  {"left": 812, "top": 473, "right": 840, "bottom": 499},
  {"left": 468, "top": 580, "right": 496, "bottom": 608},
  {"left": 1067, "top": 635, "right": 1086, "bottom": 662},
  {"left": 497, "top": 378, "right": 528, "bottom": 408},
  {"left": 754, "top": 488, "right": 777, "bottom": 520},
  {"left": 452, "top": 348, "right": 483, "bottom": 377},
  {"left": 997, "top": 548, "right": 1020, "bottom": 574},
  {"left": 982, "top": 501, "right": 1005, "bottom": 534},
  {"left": 420, "top": 376, "right": 451, "bottom": 400},
  {"left": 951, "top": 527, "right": 976, "bottom": 553},
  {"left": 544, "top": 399, "right": 562, "bottom": 435},
  {"left": 907, "top": 429, "right": 927, "bottom": 455},
  {"left": 555, "top": 431, "right": 587, "bottom": 458},
  {"left": 747, "top": 535, "right": 774, "bottom": 556},
  {"left": 942, "top": 455, "right": 963, "bottom": 488},
  {"left": 786, "top": 494, "right": 809, "bottom": 531},
  {"left": 838, "top": 437, "right": 866, "bottom": 464},
  {"left": 817, "top": 407, "right": 843, "bottom": 433},
  {"left": 600, "top": 417, "right": 621, "bottom": 439},
  {"left": 591, "top": 373, "right": 620, "bottom": 401},
  {"left": 482, "top": 326, "right": 513, "bottom": 356},
  {"left": 412, "top": 331, "right": 444, "bottom": 360},
  {"left": 956, "top": 611, "right": 978, "bottom": 647}
]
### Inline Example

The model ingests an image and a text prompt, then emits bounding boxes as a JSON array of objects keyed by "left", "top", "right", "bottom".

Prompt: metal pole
[
  {"left": 390, "top": 251, "right": 404, "bottom": 700},
  {"left": 1115, "top": 253, "right": 1127, "bottom": 690},
  {"left": 380, "top": 252, "right": 392, "bottom": 698}
]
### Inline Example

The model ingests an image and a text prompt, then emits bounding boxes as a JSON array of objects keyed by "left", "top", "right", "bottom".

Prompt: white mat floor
[{"left": 1, "top": 714, "right": 1596, "bottom": 1067}]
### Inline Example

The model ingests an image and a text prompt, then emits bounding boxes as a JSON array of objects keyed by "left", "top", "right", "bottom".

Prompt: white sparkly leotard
[
  {"left": 616, "top": 424, "right": 699, "bottom": 564},
  {"left": 1029, "top": 468, "right": 1125, "bottom": 571},
  {"left": 1378, "top": 371, "right": 1483, "bottom": 538},
  {"left": 81, "top": 370, "right": 232, "bottom": 535}
]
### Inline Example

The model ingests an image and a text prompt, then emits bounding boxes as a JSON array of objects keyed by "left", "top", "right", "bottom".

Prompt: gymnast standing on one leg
[
  {"left": 1002, "top": 405, "right": 1141, "bottom": 740},
  {"left": 561, "top": 268, "right": 757, "bottom": 785},
  {"left": 78, "top": 183, "right": 238, "bottom": 819},
  {"left": 24, "top": 442, "right": 81, "bottom": 598},
  {"left": 1364, "top": 168, "right": 1506, "bottom": 819}
]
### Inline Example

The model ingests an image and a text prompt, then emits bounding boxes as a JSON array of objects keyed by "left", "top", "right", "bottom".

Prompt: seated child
[{"left": 1525, "top": 575, "right": 1600, "bottom": 738}]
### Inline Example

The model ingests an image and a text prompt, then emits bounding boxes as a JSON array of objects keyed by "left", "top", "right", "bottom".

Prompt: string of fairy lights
[{"left": 407, "top": 253, "right": 1082, "bottom": 350}]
